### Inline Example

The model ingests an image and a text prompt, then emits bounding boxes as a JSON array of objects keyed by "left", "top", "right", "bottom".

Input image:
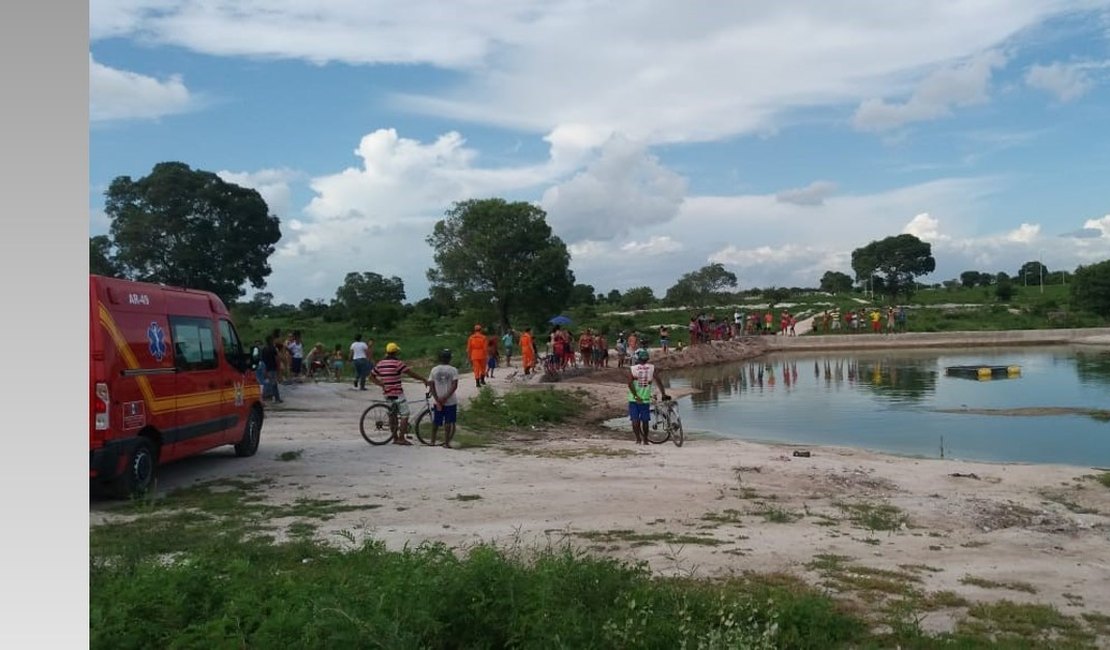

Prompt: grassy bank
[{"left": 90, "top": 464, "right": 1110, "bottom": 649}]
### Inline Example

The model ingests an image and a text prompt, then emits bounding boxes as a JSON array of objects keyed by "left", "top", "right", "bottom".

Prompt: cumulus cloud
[
  {"left": 1005, "top": 223, "right": 1041, "bottom": 243},
  {"left": 853, "top": 50, "right": 1007, "bottom": 132},
  {"left": 541, "top": 135, "right": 687, "bottom": 242},
  {"left": 1025, "top": 61, "right": 1095, "bottom": 102},
  {"left": 217, "top": 168, "right": 302, "bottom": 218},
  {"left": 775, "top": 181, "right": 837, "bottom": 206},
  {"left": 902, "top": 213, "right": 949, "bottom": 242},
  {"left": 89, "top": 53, "right": 198, "bottom": 122}
]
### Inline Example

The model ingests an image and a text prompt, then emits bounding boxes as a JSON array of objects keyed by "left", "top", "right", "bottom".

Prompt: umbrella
[{"left": 548, "top": 315, "right": 573, "bottom": 326}]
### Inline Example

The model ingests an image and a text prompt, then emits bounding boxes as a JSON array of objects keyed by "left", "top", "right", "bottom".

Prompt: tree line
[{"left": 91, "top": 161, "right": 1110, "bottom": 328}]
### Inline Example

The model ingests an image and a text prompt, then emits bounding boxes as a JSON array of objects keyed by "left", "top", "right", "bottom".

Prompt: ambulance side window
[
  {"left": 218, "top": 319, "right": 243, "bottom": 361},
  {"left": 169, "top": 316, "right": 218, "bottom": 371}
]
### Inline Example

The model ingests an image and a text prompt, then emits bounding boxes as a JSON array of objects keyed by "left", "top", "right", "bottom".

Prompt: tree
[
  {"left": 606, "top": 289, "right": 622, "bottom": 303},
  {"left": 90, "top": 235, "right": 122, "bottom": 277},
  {"left": 568, "top": 283, "right": 597, "bottom": 307},
  {"left": 333, "top": 272, "right": 407, "bottom": 330},
  {"left": 620, "top": 286, "right": 656, "bottom": 310},
  {"left": 819, "top": 270, "right": 855, "bottom": 294},
  {"left": 1017, "top": 260, "right": 1048, "bottom": 286},
  {"left": 959, "top": 270, "right": 983, "bottom": 289},
  {"left": 850, "top": 234, "right": 936, "bottom": 301},
  {"left": 426, "top": 198, "right": 574, "bottom": 331},
  {"left": 103, "top": 161, "right": 282, "bottom": 305},
  {"left": 664, "top": 263, "right": 738, "bottom": 306},
  {"left": 1071, "top": 259, "right": 1110, "bottom": 318}
]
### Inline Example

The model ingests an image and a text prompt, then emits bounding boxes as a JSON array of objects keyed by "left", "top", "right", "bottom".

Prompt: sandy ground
[{"left": 90, "top": 343, "right": 1110, "bottom": 637}]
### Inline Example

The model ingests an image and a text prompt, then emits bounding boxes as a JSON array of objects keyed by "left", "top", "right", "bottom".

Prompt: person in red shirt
[{"left": 370, "top": 342, "right": 429, "bottom": 445}]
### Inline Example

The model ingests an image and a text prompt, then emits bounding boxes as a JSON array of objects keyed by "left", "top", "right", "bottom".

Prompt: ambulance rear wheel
[
  {"left": 112, "top": 438, "right": 157, "bottom": 499},
  {"left": 235, "top": 407, "right": 263, "bottom": 457}
]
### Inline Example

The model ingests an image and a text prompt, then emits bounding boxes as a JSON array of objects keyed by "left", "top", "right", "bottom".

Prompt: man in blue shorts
[
  {"left": 627, "top": 348, "right": 668, "bottom": 445},
  {"left": 428, "top": 348, "right": 460, "bottom": 448}
]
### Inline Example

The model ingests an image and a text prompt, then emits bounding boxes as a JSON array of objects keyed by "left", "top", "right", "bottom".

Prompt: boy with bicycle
[
  {"left": 626, "top": 348, "right": 668, "bottom": 445},
  {"left": 370, "top": 342, "right": 430, "bottom": 445}
]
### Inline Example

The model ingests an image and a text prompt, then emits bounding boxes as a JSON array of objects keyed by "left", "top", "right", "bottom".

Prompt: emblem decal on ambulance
[{"left": 147, "top": 321, "right": 167, "bottom": 361}]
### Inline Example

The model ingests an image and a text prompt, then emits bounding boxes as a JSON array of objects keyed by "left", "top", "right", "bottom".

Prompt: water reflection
[
  {"left": 683, "top": 354, "right": 938, "bottom": 406},
  {"left": 666, "top": 345, "right": 1110, "bottom": 465},
  {"left": 1075, "top": 350, "right": 1110, "bottom": 387}
]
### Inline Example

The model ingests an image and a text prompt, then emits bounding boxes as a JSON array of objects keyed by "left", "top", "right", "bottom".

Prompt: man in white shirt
[
  {"left": 427, "top": 349, "right": 460, "bottom": 447},
  {"left": 349, "top": 334, "right": 374, "bottom": 390}
]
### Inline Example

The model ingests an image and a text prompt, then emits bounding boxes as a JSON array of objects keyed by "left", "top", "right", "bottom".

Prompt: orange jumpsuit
[
  {"left": 520, "top": 332, "right": 534, "bottom": 373},
  {"left": 467, "top": 331, "right": 488, "bottom": 380}
]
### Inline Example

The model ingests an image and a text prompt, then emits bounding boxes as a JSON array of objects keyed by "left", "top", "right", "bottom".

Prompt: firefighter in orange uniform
[{"left": 467, "top": 324, "right": 488, "bottom": 387}]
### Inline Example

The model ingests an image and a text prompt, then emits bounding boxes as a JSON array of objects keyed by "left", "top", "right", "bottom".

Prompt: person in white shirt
[
  {"left": 349, "top": 334, "right": 374, "bottom": 390},
  {"left": 626, "top": 348, "right": 668, "bottom": 445}
]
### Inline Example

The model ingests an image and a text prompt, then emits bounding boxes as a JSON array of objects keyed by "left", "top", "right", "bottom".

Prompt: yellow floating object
[
  {"left": 1007, "top": 366, "right": 1021, "bottom": 375},
  {"left": 978, "top": 367, "right": 992, "bottom": 379}
]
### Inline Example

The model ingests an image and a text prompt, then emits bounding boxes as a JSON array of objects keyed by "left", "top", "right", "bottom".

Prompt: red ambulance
[{"left": 89, "top": 274, "right": 265, "bottom": 497}]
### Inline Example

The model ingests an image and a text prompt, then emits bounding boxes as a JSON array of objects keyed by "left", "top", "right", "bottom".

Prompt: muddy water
[{"left": 664, "top": 345, "right": 1110, "bottom": 466}]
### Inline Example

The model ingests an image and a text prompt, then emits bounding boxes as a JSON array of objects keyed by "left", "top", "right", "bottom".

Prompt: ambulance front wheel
[
  {"left": 235, "top": 406, "right": 263, "bottom": 457},
  {"left": 111, "top": 437, "right": 157, "bottom": 499}
]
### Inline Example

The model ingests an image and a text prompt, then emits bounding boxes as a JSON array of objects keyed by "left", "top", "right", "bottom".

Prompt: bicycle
[
  {"left": 646, "top": 395, "right": 684, "bottom": 447},
  {"left": 359, "top": 391, "right": 443, "bottom": 446}
]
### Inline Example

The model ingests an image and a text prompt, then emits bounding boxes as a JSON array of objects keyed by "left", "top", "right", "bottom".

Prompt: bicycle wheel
[
  {"left": 645, "top": 404, "right": 670, "bottom": 444},
  {"left": 413, "top": 408, "right": 441, "bottom": 446},
  {"left": 669, "top": 410, "right": 684, "bottom": 447},
  {"left": 360, "top": 403, "right": 396, "bottom": 445}
]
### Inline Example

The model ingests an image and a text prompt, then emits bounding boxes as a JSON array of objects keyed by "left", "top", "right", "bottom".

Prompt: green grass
[
  {"left": 90, "top": 479, "right": 1110, "bottom": 649},
  {"left": 574, "top": 529, "right": 727, "bottom": 547},
  {"left": 834, "top": 501, "right": 910, "bottom": 531},
  {"left": 959, "top": 575, "right": 1038, "bottom": 594},
  {"left": 277, "top": 449, "right": 304, "bottom": 461},
  {"left": 1095, "top": 472, "right": 1110, "bottom": 489},
  {"left": 459, "top": 385, "right": 588, "bottom": 433}
]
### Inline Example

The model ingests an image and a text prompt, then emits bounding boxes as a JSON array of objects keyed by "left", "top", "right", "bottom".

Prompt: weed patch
[
  {"left": 461, "top": 386, "right": 586, "bottom": 432},
  {"left": 959, "top": 575, "right": 1038, "bottom": 594},
  {"left": 956, "top": 601, "right": 1095, "bottom": 648},
  {"left": 277, "top": 449, "right": 304, "bottom": 461},
  {"left": 575, "top": 529, "right": 726, "bottom": 547},
  {"left": 835, "top": 500, "right": 909, "bottom": 531}
]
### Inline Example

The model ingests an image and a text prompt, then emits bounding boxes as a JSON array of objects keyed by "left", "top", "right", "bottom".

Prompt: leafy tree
[
  {"left": 606, "top": 289, "right": 622, "bottom": 303},
  {"left": 1071, "top": 259, "right": 1110, "bottom": 318},
  {"left": 959, "top": 270, "right": 984, "bottom": 288},
  {"left": 103, "top": 162, "right": 282, "bottom": 305},
  {"left": 1017, "top": 260, "right": 1048, "bottom": 286},
  {"left": 819, "top": 270, "right": 854, "bottom": 294},
  {"left": 663, "top": 263, "right": 738, "bottom": 306},
  {"left": 620, "top": 286, "right": 656, "bottom": 310},
  {"left": 90, "top": 235, "right": 122, "bottom": 277},
  {"left": 333, "top": 272, "right": 407, "bottom": 330},
  {"left": 568, "top": 283, "right": 597, "bottom": 307},
  {"left": 298, "top": 298, "right": 329, "bottom": 318},
  {"left": 426, "top": 198, "right": 574, "bottom": 331},
  {"left": 850, "top": 234, "right": 936, "bottom": 301},
  {"left": 764, "top": 286, "right": 791, "bottom": 308}
]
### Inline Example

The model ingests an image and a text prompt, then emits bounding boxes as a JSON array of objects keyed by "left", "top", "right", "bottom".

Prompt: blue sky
[{"left": 89, "top": 1, "right": 1110, "bottom": 305}]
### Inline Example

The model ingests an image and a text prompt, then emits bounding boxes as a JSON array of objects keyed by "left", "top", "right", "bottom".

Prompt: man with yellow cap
[
  {"left": 370, "top": 342, "right": 429, "bottom": 445},
  {"left": 466, "top": 324, "right": 488, "bottom": 388}
]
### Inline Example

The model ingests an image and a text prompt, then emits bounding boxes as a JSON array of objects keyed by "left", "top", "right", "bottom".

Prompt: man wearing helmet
[
  {"left": 370, "top": 342, "right": 430, "bottom": 445},
  {"left": 626, "top": 348, "right": 668, "bottom": 445},
  {"left": 427, "top": 349, "right": 460, "bottom": 448}
]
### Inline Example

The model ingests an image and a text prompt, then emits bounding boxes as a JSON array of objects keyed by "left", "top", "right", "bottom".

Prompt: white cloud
[
  {"left": 853, "top": 50, "right": 1007, "bottom": 132},
  {"left": 89, "top": 53, "right": 198, "bottom": 122},
  {"left": 620, "top": 236, "right": 683, "bottom": 255},
  {"left": 541, "top": 135, "right": 687, "bottom": 242},
  {"left": 91, "top": 1, "right": 1080, "bottom": 144},
  {"left": 775, "top": 181, "right": 837, "bottom": 206},
  {"left": 1005, "top": 223, "right": 1041, "bottom": 243},
  {"left": 902, "top": 213, "right": 949, "bottom": 242},
  {"left": 1025, "top": 61, "right": 1095, "bottom": 102},
  {"left": 216, "top": 168, "right": 301, "bottom": 218}
]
